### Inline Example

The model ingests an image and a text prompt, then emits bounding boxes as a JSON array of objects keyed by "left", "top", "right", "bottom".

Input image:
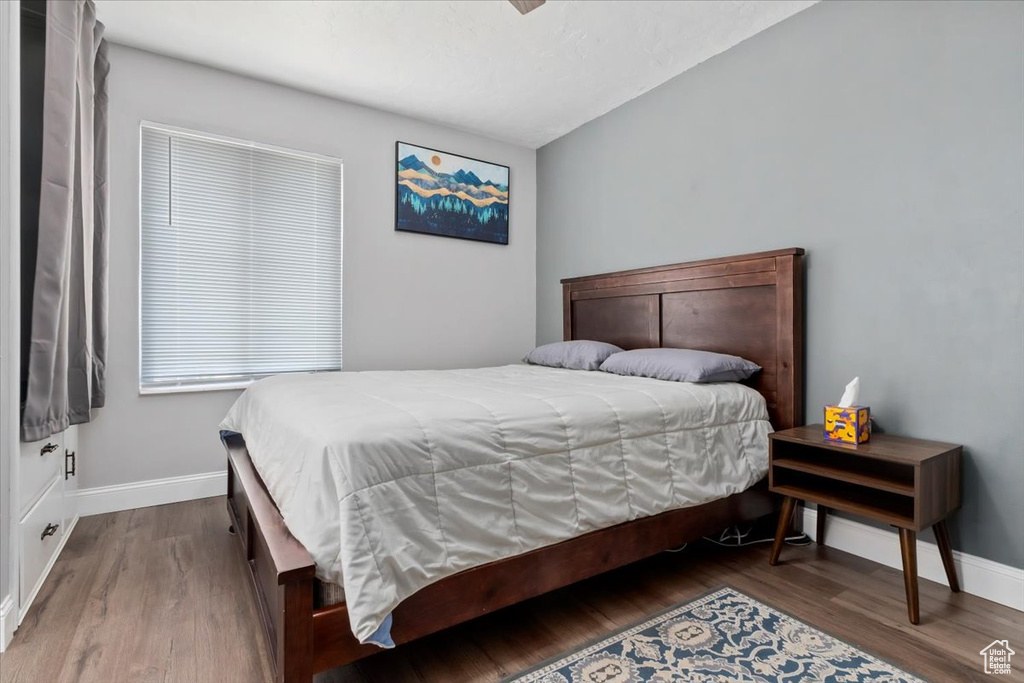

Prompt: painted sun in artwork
[{"left": 431, "top": 155, "right": 442, "bottom": 166}]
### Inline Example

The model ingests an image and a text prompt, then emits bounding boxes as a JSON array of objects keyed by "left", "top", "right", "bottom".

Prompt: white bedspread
[{"left": 220, "top": 365, "right": 771, "bottom": 645}]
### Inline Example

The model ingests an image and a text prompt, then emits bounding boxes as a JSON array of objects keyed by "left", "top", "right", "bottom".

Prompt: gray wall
[
  {"left": 78, "top": 45, "right": 536, "bottom": 490},
  {"left": 537, "top": 1, "right": 1023, "bottom": 567}
]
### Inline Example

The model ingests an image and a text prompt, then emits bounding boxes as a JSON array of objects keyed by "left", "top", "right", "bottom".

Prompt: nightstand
[{"left": 767, "top": 424, "right": 962, "bottom": 624}]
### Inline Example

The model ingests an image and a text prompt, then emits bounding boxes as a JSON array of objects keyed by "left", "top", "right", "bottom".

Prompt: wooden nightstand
[{"left": 767, "top": 424, "right": 962, "bottom": 624}]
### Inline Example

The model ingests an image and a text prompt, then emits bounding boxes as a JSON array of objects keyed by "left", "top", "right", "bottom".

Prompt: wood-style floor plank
[{"left": 1, "top": 498, "right": 1021, "bottom": 683}]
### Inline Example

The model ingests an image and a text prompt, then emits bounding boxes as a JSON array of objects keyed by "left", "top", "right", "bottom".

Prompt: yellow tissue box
[{"left": 825, "top": 405, "right": 871, "bottom": 444}]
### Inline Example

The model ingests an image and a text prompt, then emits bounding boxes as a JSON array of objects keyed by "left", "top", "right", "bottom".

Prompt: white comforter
[{"left": 220, "top": 364, "right": 771, "bottom": 645}]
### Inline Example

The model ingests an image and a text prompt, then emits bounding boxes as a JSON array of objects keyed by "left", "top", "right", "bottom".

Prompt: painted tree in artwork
[{"left": 401, "top": 193, "right": 428, "bottom": 216}]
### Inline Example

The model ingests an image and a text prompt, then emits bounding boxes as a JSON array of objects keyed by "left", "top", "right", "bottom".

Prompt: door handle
[
  {"left": 41, "top": 523, "right": 59, "bottom": 541},
  {"left": 40, "top": 442, "right": 58, "bottom": 455}
]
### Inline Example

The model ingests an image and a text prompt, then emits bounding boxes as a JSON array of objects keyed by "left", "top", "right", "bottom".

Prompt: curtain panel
[{"left": 22, "top": 0, "right": 108, "bottom": 441}]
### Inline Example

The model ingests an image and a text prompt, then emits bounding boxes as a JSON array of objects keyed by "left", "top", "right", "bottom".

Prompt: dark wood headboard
[{"left": 561, "top": 248, "right": 805, "bottom": 430}]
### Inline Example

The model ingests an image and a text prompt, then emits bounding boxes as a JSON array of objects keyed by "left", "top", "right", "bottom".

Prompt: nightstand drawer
[{"left": 19, "top": 434, "right": 63, "bottom": 518}]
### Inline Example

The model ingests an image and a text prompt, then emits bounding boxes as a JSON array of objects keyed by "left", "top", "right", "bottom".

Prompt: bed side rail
[{"left": 224, "top": 433, "right": 315, "bottom": 683}]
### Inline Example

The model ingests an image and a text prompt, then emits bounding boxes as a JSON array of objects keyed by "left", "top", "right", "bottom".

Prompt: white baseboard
[
  {"left": 0, "top": 594, "right": 13, "bottom": 653},
  {"left": 801, "top": 507, "right": 1024, "bottom": 612},
  {"left": 74, "top": 471, "right": 227, "bottom": 518}
]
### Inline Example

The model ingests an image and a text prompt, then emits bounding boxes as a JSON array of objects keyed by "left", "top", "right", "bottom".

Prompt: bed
[{"left": 222, "top": 248, "right": 805, "bottom": 682}]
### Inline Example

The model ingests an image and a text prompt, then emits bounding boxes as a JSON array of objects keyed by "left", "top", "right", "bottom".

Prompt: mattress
[
  {"left": 315, "top": 579, "right": 346, "bottom": 608},
  {"left": 220, "top": 364, "right": 771, "bottom": 646}
]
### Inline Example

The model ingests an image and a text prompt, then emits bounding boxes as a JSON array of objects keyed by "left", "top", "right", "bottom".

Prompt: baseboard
[
  {"left": 74, "top": 470, "right": 227, "bottom": 518},
  {"left": 0, "top": 594, "right": 13, "bottom": 652},
  {"left": 801, "top": 507, "right": 1024, "bottom": 612},
  {"left": 18, "top": 515, "right": 78, "bottom": 624}
]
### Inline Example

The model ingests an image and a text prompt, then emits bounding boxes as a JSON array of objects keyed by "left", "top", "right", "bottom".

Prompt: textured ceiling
[{"left": 94, "top": 0, "right": 817, "bottom": 148}]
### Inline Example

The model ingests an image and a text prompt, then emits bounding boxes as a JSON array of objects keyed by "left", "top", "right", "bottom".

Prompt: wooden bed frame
[{"left": 225, "top": 248, "right": 805, "bottom": 682}]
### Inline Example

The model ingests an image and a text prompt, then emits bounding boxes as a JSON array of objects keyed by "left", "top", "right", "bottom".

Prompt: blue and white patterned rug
[{"left": 505, "top": 587, "right": 923, "bottom": 682}]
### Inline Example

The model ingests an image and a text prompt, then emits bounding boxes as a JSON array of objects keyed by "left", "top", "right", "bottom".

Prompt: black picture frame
[{"left": 395, "top": 141, "right": 510, "bottom": 245}]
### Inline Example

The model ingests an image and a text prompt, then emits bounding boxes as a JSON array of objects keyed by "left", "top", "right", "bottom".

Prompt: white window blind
[{"left": 140, "top": 124, "right": 342, "bottom": 392}]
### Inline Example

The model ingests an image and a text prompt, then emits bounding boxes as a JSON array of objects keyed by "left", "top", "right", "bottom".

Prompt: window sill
[{"left": 139, "top": 379, "right": 255, "bottom": 396}]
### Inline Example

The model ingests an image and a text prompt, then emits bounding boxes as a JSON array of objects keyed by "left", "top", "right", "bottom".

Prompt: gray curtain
[{"left": 22, "top": 0, "right": 108, "bottom": 441}]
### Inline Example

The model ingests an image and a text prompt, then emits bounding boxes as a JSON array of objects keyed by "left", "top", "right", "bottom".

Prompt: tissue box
[{"left": 825, "top": 405, "right": 871, "bottom": 444}]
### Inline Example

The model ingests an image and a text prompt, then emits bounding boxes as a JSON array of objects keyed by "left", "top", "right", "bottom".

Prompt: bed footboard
[{"left": 225, "top": 434, "right": 316, "bottom": 683}]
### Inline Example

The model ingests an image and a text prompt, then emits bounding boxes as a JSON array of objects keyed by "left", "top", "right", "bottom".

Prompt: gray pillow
[
  {"left": 599, "top": 348, "right": 761, "bottom": 383},
  {"left": 523, "top": 340, "right": 624, "bottom": 371}
]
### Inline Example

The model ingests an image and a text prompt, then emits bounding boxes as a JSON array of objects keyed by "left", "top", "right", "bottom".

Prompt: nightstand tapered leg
[
  {"left": 933, "top": 520, "right": 960, "bottom": 593},
  {"left": 769, "top": 496, "right": 796, "bottom": 566},
  {"left": 898, "top": 528, "right": 920, "bottom": 624}
]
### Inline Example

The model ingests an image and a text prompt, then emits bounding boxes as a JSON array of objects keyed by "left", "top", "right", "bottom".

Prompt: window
[{"left": 139, "top": 124, "right": 342, "bottom": 393}]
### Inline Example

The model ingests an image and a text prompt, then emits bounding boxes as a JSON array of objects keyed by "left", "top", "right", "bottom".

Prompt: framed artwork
[{"left": 395, "top": 141, "right": 510, "bottom": 245}]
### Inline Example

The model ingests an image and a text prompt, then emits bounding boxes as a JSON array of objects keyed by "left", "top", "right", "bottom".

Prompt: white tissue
[{"left": 837, "top": 377, "right": 860, "bottom": 408}]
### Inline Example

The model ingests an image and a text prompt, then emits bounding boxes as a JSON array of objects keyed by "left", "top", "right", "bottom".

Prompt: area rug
[{"left": 505, "top": 586, "right": 923, "bottom": 682}]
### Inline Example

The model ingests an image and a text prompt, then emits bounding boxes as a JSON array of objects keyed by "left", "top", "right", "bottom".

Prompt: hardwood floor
[{"left": 1, "top": 498, "right": 1021, "bottom": 682}]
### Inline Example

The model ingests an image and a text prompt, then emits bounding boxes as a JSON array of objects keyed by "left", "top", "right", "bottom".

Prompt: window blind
[{"left": 140, "top": 124, "right": 342, "bottom": 392}]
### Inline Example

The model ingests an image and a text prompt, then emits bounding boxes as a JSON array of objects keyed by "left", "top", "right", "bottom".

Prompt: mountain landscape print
[{"left": 396, "top": 142, "right": 509, "bottom": 244}]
